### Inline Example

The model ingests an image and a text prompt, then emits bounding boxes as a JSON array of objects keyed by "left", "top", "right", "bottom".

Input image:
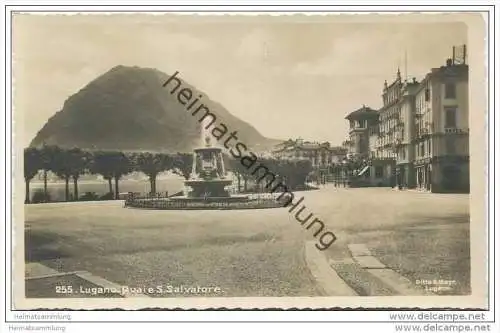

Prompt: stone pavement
[
  {"left": 25, "top": 262, "right": 148, "bottom": 298},
  {"left": 304, "top": 241, "right": 433, "bottom": 296}
]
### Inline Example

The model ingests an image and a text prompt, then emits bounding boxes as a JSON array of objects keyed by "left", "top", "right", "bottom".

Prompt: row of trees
[
  {"left": 24, "top": 145, "right": 371, "bottom": 204},
  {"left": 24, "top": 145, "right": 318, "bottom": 204},
  {"left": 228, "top": 158, "right": 313, "bottom": 192},
  {"left": 24, "top": 145, "right": 194, "bottom": 204}
]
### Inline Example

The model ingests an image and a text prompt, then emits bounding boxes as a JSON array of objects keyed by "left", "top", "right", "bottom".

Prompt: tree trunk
[
  {"left": 65, "top": 177, "right": 70, "bottom": 201},
  {"left": 108, "top": 178, "right": 113, "bottom": 195},
  {"left": 244, "top": 177, "right": 248, "bottom": 192},
  {"left": 73, "top": 176, "right": 79, "bottom": 201},
  {"left": 25, "top": 179, "right": 30, "bottom": 204},
  {"left": 149, "top": 174, "right": 156, "bottom": 194},
  {"left": 43, "top": 169, "right": 48, "bottom": 201},
  {"left": 237, "top": 174, "right": 241, "bottom": 192},
  {"left": 114, "top": 177, "right": 120, "bottom": 200}
]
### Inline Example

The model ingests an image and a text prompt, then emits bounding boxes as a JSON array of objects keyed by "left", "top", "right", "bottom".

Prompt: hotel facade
[
  {"left": 272, "top": 139, "right": 347, "bottom": 168},
  {"left": 344, "top": 46, "right": 469, "bottom": 193},
  {"left": 411, "top": 59, "right": 469, "bottom": 193}
]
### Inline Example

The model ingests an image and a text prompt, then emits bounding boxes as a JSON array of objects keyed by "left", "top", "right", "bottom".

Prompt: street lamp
[{"left": 341, "top": 158, "right": 349, "bottom": 187}]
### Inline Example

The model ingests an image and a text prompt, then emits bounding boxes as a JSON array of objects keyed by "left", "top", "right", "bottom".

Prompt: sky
[{"left": 13, "top": 14, "right": 468, "bottom": 147}]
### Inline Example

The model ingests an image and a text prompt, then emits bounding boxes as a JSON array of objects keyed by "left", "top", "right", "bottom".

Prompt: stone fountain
[
  {"left": 185, "top": 136, "right": 233, "bottom": 198},
  {"left": 170, "top": 135, "right": 249, "bottom": 203},
  {"left": 124, "top": 123, "right": 283, "bottom": 210}
]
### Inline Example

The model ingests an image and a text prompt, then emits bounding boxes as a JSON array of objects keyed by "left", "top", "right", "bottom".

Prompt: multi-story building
[
  {"left": 412, "top": 58, "right": 469, "bottom": 192},
  {"left": 271, "top": 139, "right": 347, "bottom": 168},
  {"left": 374, "top": 68, "right": 406, "bottom": 185},
  {"left": 344, "top": 45, "right": 469, "bottom": 193},
  {"left": 344, "top": 105, "right": 379, "bottom": 158},
  {"left": 344, "top": 106, "right": 394, "bottom": 187},
  {"left": 395, "top": 78, "right": 420, "bottom": 188}
]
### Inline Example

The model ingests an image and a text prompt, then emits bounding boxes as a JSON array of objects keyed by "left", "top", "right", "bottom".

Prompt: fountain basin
[
  {"left": 184, "top": 178, "right": 233, "bottom": 198},
  {"left": 124, "top": 195, "right": 286, "bottom": 210},
  {"left": 123, "top": 134, "right": 286, "bottom": 210}
]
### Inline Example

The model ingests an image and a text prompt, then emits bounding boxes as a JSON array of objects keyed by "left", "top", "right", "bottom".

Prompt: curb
[
  {"left": 304, "top": 241, "right": 358, "bottom": 296},
  {"left": 347, "top": 244, "right": 432, "bottom": 296}
]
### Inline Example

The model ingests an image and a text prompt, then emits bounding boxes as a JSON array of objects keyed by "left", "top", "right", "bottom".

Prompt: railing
[
  {"left": 444, "top": 127, "right": 469, "bottom": 134},
  {"left": 416, "top": 128, "right": 430, "bottom": 138}
]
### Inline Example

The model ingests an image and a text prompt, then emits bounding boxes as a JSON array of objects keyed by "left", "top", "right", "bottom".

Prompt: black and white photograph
[{"left": 8, "top": 10, "right": 491, "bottom": 315}]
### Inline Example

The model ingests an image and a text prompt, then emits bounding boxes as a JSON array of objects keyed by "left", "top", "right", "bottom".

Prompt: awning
[{"left": 358, "top": 165, "right": 370, "bottom": 176}]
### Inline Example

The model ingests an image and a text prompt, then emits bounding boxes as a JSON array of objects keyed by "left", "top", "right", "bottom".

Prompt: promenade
[{"left": 24, "top": 186, "right": 470, "bottom": 297}]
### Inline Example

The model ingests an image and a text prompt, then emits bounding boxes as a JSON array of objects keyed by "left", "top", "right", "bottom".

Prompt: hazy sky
[{"left": 13, "top": 14, "right": 468, "bottom": 147}]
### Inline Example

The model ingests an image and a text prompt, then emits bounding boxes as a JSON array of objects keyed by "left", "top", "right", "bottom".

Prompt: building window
[
  {"left": 401, "top": 147, "right": 406, "bottom": 160},
  {"left": 445, "top": 107, "right": 457, "bottom": 128},
  {"left": 420, "top": 143, "right": 425, "bottom": 157},
  {"left": 424, "top": 88, "right": 430, "bottom": 102},
  {"left": 427, "top": 140, "right": 432, "bottom": 155},
  {"left": 375, "top": 166, "right": 383, "bottom": 178},
  {"left": 444, "top": 82, "right": 456, "bottom": 99}
]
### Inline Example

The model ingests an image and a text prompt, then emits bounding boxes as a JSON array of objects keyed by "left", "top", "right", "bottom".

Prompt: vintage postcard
[{"left": 11, "top": 11, "right": 489, "bottom": 310}]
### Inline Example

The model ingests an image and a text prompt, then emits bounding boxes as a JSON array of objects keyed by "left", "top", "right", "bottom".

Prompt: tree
[
  {"left": 24, "top": 147, "right": 41, "bottom": 204},
  {"left": 227, "top": 158, "right": 243, "bottom": 192},
  {"left": 90, "top": 151, "right": 116, "bottom": 195},
  {"left": 109, "top": 152, "right": 133, "bottom": 199},
  {"left": 70, "top": 148, "right": 89, "bottom": 201},
  {"left": 39, "top": 144, "right": 60, "bottom": 201},
  {"left": 172, "top": 153, "right": 193, "bottom": 180},
  {"left": 275, "top": 159, "right": 312, "bottom": 190},
  {"left": 250, "top": 157, "right": 280, "bottom": 192},
  {"left": 134, "top": 152, "right": 172, "bottom": 194},
  {"left": 52, "top": 148, "right": 87, "bottom": 201},
  {"left": 52, "top": 148, "right": 72, "bottom": 201}
]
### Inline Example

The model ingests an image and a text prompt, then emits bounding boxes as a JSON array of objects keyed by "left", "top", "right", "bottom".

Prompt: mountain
[{"left": 30, "top": 65, "right": 281, "bottom": 153}]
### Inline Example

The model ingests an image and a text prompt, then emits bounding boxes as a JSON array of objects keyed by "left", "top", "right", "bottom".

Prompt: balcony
[
  {"left": 416, "top": 128, "right": 431, "bottom": 138},
  {"left": 388, "top": 113, "right": 400, "bottom": 121},
  {"left": 444, "top": 127, "right": 469, "bottom": 134}
]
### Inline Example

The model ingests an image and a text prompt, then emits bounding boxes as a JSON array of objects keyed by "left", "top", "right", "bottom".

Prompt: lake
[{"left": 30, "top": 177, "right": 186, "bottom": 202}]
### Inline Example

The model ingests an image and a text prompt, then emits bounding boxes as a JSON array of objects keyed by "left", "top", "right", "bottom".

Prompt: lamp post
[{"left": 341, "top": 159, "right": 348, "bottom": 187}]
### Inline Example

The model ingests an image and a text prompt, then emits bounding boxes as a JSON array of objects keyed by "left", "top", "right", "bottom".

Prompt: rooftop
[
  {"left": 273, "top": 139, "right": 346, "bottom": 153},
  {"left": 345, "top": 105, "right": 379, "bottom": 120}
]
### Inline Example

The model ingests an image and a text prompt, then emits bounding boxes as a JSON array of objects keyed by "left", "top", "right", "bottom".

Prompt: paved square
[{"left": 24, "top": 186, "right": 470, "bottom": 296}]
